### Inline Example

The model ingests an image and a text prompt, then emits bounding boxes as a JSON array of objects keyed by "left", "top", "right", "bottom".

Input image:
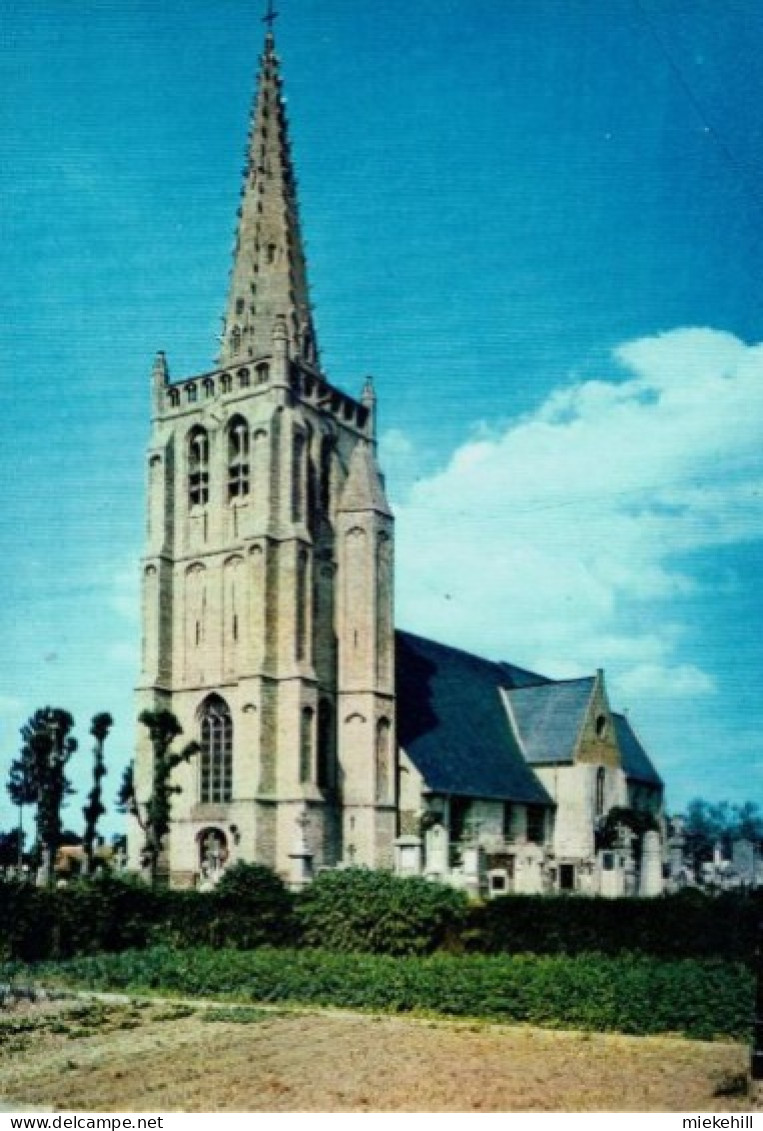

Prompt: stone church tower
[{"left": 131, "top": 23, "right": 396, "bottom": 886}]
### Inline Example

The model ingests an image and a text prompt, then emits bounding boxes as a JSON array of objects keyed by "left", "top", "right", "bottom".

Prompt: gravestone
[
  {"left": 639, "top": 829, "right": 662, "bottom": 897},
  {"left": 733, "top": 838, "right": 756, "bottom": 885},
  {"left": 425, "top": 822, "right": 448, "bottom": 877}
]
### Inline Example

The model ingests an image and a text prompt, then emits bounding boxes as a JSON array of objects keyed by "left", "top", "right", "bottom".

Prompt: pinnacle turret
[
  {"left": 338, "top": 440, "right": 392, "bottom": 517},
  {"left": 219, "top": 25, "right": 317, "bottom": 367},
  {"left": 361, "top": 377, "right": 377, "bottom": 438}
]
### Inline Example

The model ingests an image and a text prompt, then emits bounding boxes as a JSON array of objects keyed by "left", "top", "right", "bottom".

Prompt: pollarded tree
[
  {"left": 13, "top": 708, "right": 77, "bottom": 886},
  {"left": 82, "top": 712, "right": 113, "bottom": 876},
  {"left": 6, "top": 747, "right": 38, "bottom": 871},
  {"left": 118, "top": 709, "right": 200, "bottom": 886}
]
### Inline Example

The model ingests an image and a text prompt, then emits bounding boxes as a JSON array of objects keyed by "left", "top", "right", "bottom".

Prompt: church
[{"left": 129, "top": 15, "right": 664, "bottom": 898}]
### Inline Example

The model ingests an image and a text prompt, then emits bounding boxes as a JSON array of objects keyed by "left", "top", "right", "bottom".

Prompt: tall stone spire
[{"left": 220, "top": 19, "right": 317, "bottom": 366}]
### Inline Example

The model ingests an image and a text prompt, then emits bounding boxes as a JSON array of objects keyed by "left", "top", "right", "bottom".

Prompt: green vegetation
[
  {"left": 0, "top": 869, "right": 298, "bottom": 961},
  {"left": 681, "top": 798, "right": 763, "bottom": 867},
  {"left": 82, "top": 713, "right": 113, "bottom": 877},
  {"left": 8, "top": 708, "right": 78, "bottom": 885},
  {"left": 201, "top": 1006, "right": 271, "bottom": 1024},
  {"left": 118, "top": 710, "right": 200, "bottom": 886},
  {"left": 1, "top": 869, "right": 756, "bottom": 1043},
  {"left": 2, "top": 871, "right": 761, "bottom": 967},
  {"left": 467, "top": 888, "right": 763, "bottom": 964},
  {"left": 296, "top": 867, "right": 468, "bottom": 955},
  {"left": 11, "top": 945, "right": 752, "bottom": 1042}
]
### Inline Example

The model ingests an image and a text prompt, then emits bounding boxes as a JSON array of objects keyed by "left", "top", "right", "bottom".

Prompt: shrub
[
  {"left": 295, "top": 868, "right": 468, "bottom": 956},
  {"left": 18, "top": 945, "right": 754, "bottom": 1042},
  {"left": 210, "top": 862, "right": 296, "bottom": 948}
]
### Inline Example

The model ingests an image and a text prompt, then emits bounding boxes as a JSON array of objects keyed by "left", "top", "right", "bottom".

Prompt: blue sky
[{"left": 1, "top": 0, "right": 762, "bottom": 834}]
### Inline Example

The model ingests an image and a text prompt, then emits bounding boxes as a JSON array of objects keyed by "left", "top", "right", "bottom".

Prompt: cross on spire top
[{"left": 263, "top": 0, "right": 278, "bottom": 32}]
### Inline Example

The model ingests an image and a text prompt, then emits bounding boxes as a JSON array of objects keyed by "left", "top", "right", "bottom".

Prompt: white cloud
[
  {"left": 394, "top": 327, "right": 763, "bottom": 708},
  {"left": 614, "top": 663, "right": 716, "bottom": 701},
  {"left": 380, "top": 427, "right": 435, "bottom": 501}
]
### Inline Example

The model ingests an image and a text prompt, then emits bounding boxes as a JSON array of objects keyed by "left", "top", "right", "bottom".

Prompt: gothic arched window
[
  {"left": 317, "top": 699, "right": 332, "bottom": 789},
  {"left": 300, "top": 706, "right": 314, "bottom": 784},
  {"left": 319, "top": 435, "right": 333, "bottom": 514},
  {"left": 376, "top": 532, "right": 393, "bottom": 684},
  {"left": 595, "top": 767, "right": 606, "bottom": 818},
  {"left": 227, "top": 416, "right": 250, "bottom": 501},
  {"left": 292, "top": 430, "right": 306, "bottom": 522},
  {"left": 375, "top": 717, "right": 392, "bottom": 803},
  {"left": 188, "top": 426, "right": 209, "bottom": 507},
  {"left": 199, "top": 695, "right": 233, "bottom": 804},
  {"left": 296, "top": 549, "right": 308, "bottom": 661}
]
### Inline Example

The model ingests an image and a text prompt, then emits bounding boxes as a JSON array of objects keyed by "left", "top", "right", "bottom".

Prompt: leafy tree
[
  {"left": 0, "top": 828, "right": 25, "bottom": 868},
  {"left": 12, "top": 708, "right": 77, "bottom": 886},
  {"left": 82, "top": 712, "right": 113, "bottom": 876},
  {"left": 728, "top": 801, "right": 763, "bottom": 844},
  {"left": 118, "top": 710, "right": 200, "bottom": 886},
  {"left": 678, "top": 798, "right": 763, "bottom": 870},
  {"left": 6, "top": 740, "right": 39, "bottom": 870},
  {"left": 596, "top": 806, "right": 658, "bottom": 856},
  {"left": 116, "top": 763, "right": 135, "bottom": 814}
]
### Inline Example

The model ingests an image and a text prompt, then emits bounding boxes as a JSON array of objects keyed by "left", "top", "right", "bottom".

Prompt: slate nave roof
[{"left": 395, "top": 631, "right": 663, "bottom": 802}]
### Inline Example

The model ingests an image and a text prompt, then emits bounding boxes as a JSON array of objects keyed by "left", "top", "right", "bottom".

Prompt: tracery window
[
  {"left": 188, "top": 427, "right": 209, "bottom": 507},
  {"left": 227, "top": 416, "right": 250, "bottom": 501},
  {"left": 199, "top": 695, "right": 233, "bottom": 804}
]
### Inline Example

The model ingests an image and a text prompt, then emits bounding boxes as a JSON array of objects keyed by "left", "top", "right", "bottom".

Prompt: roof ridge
[
  {"left": 396, "top": 628, "right": 505, "bottom": 667},
  {"left": 396, "top": 628, "right": 545, "bottom": 682},
  {"left": 509, "top": 674, "right": 596, "bottom": 691}
]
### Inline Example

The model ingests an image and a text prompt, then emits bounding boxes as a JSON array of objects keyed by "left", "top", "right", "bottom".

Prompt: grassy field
[{"left": 0, "top": 996, "right": 757, "bottom": 1113}]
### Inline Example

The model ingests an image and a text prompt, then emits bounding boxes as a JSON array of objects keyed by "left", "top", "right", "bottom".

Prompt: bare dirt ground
[{"left": 0, "top": 997, "right": 756, "bottom": 1113}]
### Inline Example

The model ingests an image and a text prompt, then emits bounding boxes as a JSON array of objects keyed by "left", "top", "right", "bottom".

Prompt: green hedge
[
  {"left": 1, "top": 871, "right": 760, "bottom": 966},
  {"left": 466, "top": 889, "right": 763, "bottom": 964},
  {"left": 14, "top": 945, "right": 753, "bottom": 1041},
  {"left": 0, "top": 866, "right": 296, "bottom": 960}
]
